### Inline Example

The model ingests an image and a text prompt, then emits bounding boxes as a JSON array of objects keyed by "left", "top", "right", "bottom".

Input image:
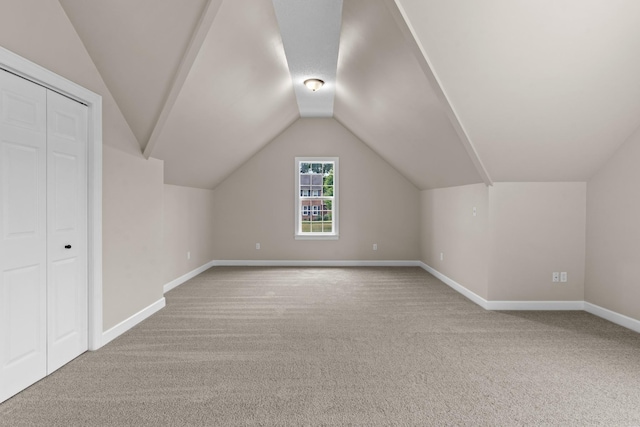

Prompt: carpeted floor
[{"left": 1, "top": 267, "right": 639, "bottom": 426}]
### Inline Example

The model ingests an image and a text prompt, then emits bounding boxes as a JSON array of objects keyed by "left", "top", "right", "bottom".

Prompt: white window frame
[{"left": 295, "top": 157, "right": 339, "bottom": 240}]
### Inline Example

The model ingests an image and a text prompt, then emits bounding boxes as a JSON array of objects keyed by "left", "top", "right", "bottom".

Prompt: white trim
[
  {"left": 101, "top": 298, "right": 166, "bottom": 347},
  {"left": 213, "top": 260, "right": 420, "bottom": 267},
  {"left": 164, "top": 260, "right": 217, "bottom": 293},
  {"left": 419, "top": 262, "right": 489, "bottom": 309},
  {"left": 420, "top": 262, "right": 640, "bottom": 333},
  {"left": 295, "top": 157, "right": 339, "bottom": 239},
  {"left": 294, "top": 234, "right": 339, "bottom": 241},
  {"left": 143, "top": 0, "right": 222, "bottom": 158},
  {"left": 585, "top": 302, "right": 640, "bottom": 334},
  {"left": 485, "top": 300, "right": 584, "bottom": 311},
  {"left": 0, "top": 47, "right": 104, "bottom": 351},
  {"left": 420, "top": 262, "right": 584, "bottom": 311},
  {"left": 385, "top": 1, "right": 492, "bottom": 187}
]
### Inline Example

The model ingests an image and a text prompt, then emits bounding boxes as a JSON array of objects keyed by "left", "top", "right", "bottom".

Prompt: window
[{"left": 295, "top": 157, "right": 338, "bottom": 239}]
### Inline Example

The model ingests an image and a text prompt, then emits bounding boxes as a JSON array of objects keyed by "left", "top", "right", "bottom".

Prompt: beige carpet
[{"left": 1, "top": 267, "right": 639, "bottom": 426}]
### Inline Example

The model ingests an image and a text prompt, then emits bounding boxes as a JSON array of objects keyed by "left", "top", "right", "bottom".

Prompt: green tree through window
[{"left": 295, "top": 157, "right": 338, "bottom": 238}]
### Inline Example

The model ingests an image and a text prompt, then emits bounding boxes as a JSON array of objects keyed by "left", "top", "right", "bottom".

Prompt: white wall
[
  {"left": 213, "top": 118, "right": 420, "bottom": 261},
  {"left": 420, "top": 184, "right": 489, "bottom": 298},
  {"left": 0, "top": 0, "right": 165, "bottom": 331},
  {"left": 586, "top": 125, "right": 640, "bottom": 321},
  {"left": 420, "top": 182, "right": 586, "bottom": 303},
  {"left": 163, "top": 184, "right": 215, "bottom": 283},
  {"left": 103, "top": 148, "right": 164, "bottom": 329},
  {"left": 488, "top": 183, "right": 586, "bottom": 301}
]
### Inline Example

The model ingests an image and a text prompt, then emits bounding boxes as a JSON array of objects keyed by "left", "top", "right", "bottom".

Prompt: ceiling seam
[
  {"left": 386, "top": 0, "right": 493, "bottom": 187},
  {"left": 143, "top": 0, "right": 223, "bottom": 159}
]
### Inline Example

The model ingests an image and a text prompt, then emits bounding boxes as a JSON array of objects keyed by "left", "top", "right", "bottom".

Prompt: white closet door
[
  {"left": 0, "top": 70, "right": 48, "bottom": 402},
  {"left": 46, "top": 90, "right": 88, "bottom": 374}
]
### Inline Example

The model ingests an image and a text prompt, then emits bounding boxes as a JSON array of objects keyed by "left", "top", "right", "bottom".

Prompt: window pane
[
  {"left": 297, "top": 158, "right": 337, "bottom": 235},
  {"left": 323, "top": 165, "right": 334, "bottom": 196},
  {"left": 301, "top": 200, "right": 311, "bottom": 221}
]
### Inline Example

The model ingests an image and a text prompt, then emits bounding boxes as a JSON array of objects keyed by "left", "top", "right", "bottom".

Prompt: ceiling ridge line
[
  {"left": 272, "top": 0, "right": 342, "bottom": 118},
  {"left": 385, "top": 0, "right": 493, "bottom": 187},
  {"left": 143, "top": 0, "right": 223, "bottom": 159}
]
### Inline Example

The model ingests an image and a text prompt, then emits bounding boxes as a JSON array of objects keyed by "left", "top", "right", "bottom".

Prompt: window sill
[{"left": 295, "top": 234, "right": 339, "bottom": 241}]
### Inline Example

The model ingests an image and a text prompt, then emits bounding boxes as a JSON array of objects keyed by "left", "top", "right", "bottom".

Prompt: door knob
[{"left": 64, "top": 244, "right": 72, "bottom": 249}]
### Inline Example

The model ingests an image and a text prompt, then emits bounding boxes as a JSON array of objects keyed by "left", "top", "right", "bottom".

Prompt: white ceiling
[
  {"left": 272, "top": 0, "right": 343, "bottom": 118},
  {"left": 396, "top": 0, "right": 640, "bottom": 182},
  {"left": 57, "top": 0, "right": 640, "bottom": 189},
  {"left": 59, "top": 0, "right": 209, "bottom": 149},
  {"left": 148, "top": 0, "right": 299, "bottom": 189},
  {"left": 334, "top": 0, "right": 481, "bottom": 189}
]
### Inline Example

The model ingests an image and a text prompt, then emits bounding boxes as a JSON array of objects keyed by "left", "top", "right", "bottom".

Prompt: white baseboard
[
  {"left": 585, "top": 302, "right": 640, "bottom": 334},
  {"left": 419, "top": 262, "right": 638, "bottom": 333},
  {"left": 93, "top": 264, "right": 638, "bottom": 353},
  {"left": 100, "top": 297, "right": 166, "bottom": 347},
  {"left": 212, "top": 260, "right": 421, "bottom": 267},
  {"left": 485, "top": 300, "right": 584, "bottom": 310},
  {"left": 164, "top": 260, "right": 217, "bottom": 293},
  {"left": 419, "top": 262, "right": 490, "bottom": 309}
]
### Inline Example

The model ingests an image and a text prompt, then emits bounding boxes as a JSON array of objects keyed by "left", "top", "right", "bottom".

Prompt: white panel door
[
  {"left": 0, "top": 70, "right": 48, "bottom": 402},
  {"left": 46, "top": 90, "right": 88, "bottom": 374}
]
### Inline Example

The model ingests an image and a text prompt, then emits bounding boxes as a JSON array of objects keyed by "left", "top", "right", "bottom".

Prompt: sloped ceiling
[
  {"left": 59, "top": 0, "right": 209, "bottom": 149},
  {"left": 57, "top": 0, "right": 640, "bottom": 189},
  {"left": 148, "top": 0, "right": 299, "bottom": 189},
  {"left": 396, "top": 0, "right": 640, "bottom": 182},
  {"left": 334, "top": 0, "right": 482, "bottom": 189}
]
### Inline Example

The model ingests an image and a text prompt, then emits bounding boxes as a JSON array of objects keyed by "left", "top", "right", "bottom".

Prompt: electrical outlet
[
  {"left": 256, "top": 243, "right": 260, "bottom": 250},
  {"left": 560, "top": 272, "right": 568, "bottom": 282},
  {"left": 373, "top": 243, "right": 377, "bottom": 251},
  {"left": 552, "top": 272, "right": 560, "bottom": 282},
  {"left": 187, "top": 251, "right": 191, "bottom": 260},
  {"left": 440, "top": 252, "right": 444, "bottom": 261}
]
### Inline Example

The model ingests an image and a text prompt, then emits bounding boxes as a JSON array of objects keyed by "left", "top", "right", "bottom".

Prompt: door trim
[{"left": 0, "top": 47, "right": 104, "bottom": 350}]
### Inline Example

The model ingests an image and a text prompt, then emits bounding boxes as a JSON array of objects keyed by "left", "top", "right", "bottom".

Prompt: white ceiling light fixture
[
  {"left": 304, "top": 78, "right": 324, "bottom": 91},
  {"left": 272, "top": 0, "right": 343, "bottom": 117}
]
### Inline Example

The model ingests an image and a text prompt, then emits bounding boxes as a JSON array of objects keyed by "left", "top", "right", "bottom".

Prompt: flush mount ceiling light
[{"left": 304, "top": 78, "right": 324, "bottom": 92}]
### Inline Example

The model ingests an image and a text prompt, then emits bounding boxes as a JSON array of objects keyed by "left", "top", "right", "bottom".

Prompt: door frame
[{"left": 0, "top": 47, "right": 104, "bottom": 351}]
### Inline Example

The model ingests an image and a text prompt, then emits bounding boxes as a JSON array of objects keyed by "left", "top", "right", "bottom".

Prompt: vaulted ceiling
[{"left": 57, "top": 0, "right": 640, "bottom": 190}]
